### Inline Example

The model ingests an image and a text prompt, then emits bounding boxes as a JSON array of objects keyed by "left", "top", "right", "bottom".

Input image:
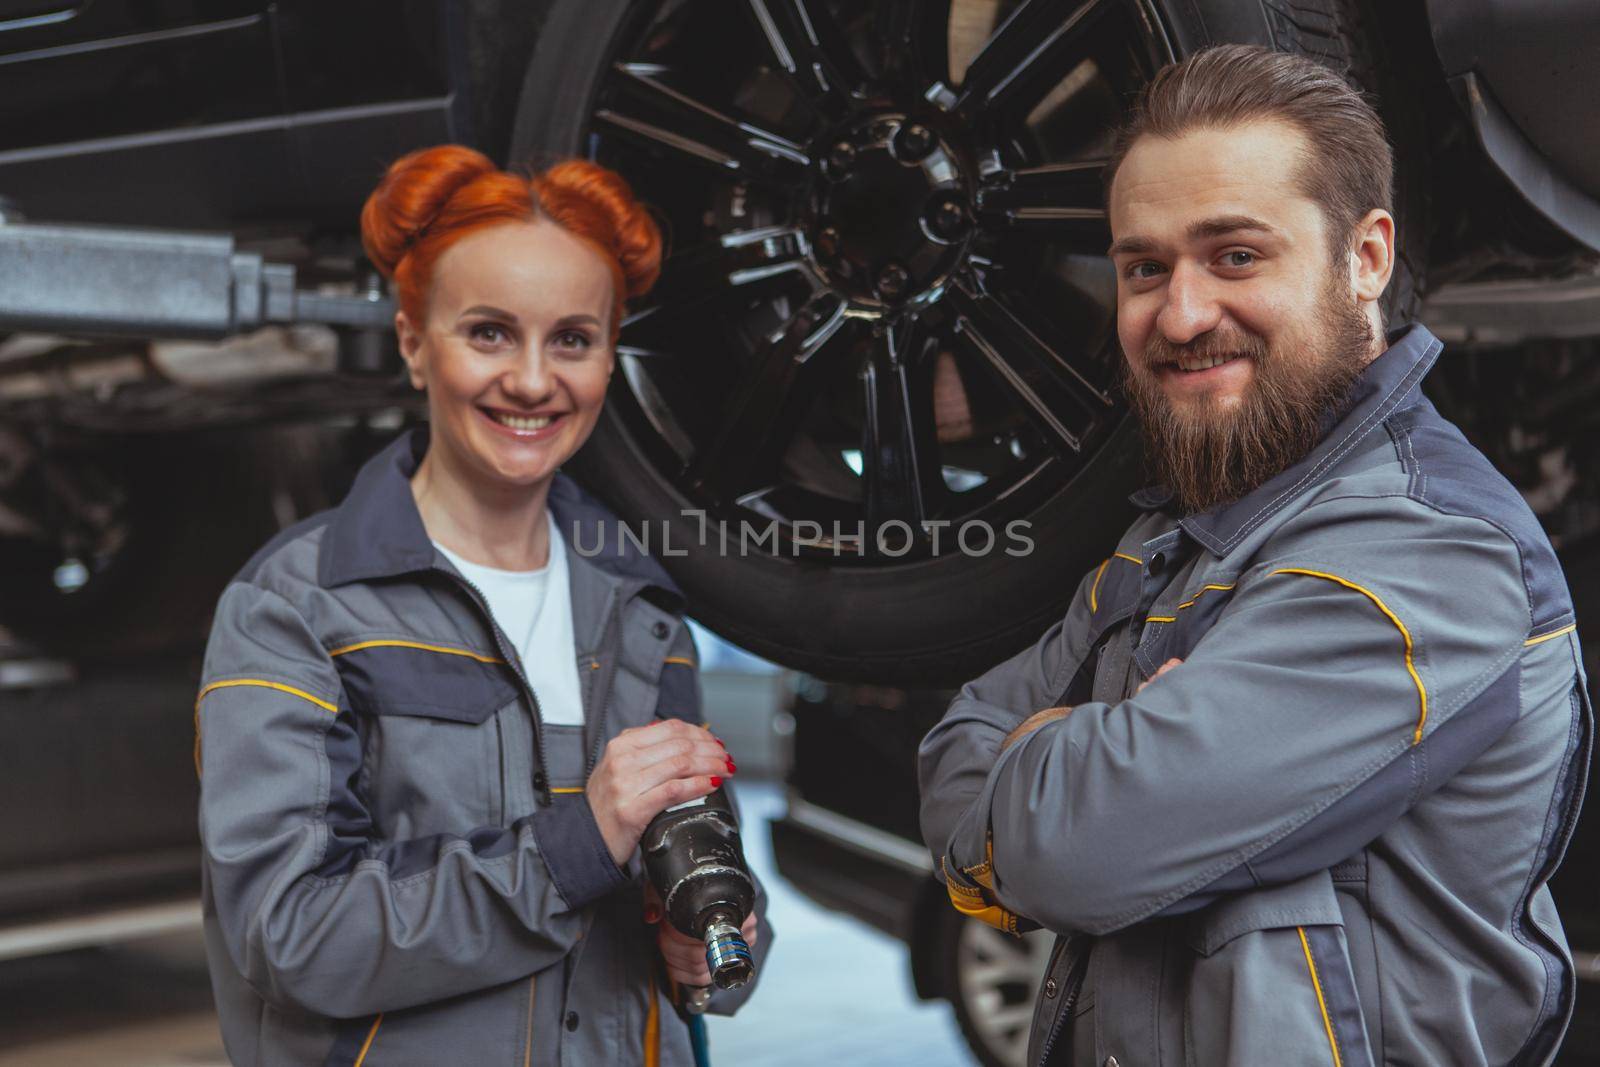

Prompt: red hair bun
[{"left": 359, "top": 145, "right": 662, "bottom": 327}]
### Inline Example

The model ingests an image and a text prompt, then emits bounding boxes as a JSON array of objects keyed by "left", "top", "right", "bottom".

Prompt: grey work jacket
[
  {"left": 920, "top": 325, "right": 1590, "bottom": 1067},
  {"left": 196, "top": 428, "right": 769, "bottom": 1066}
]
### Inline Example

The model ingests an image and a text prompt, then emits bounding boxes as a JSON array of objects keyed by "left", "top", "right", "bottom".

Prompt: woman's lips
[{"left": 477, "top": 406, "right": 567, "bottom": 440}]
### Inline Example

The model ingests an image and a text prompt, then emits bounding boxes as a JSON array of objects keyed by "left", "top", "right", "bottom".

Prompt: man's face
[{"left": 1108, "top": 119, "right": 1376, "bottom": 512}]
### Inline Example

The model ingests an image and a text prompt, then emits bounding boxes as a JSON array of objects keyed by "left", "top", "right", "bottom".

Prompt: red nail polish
[
  {"left": 710, "top": 775, "right": 722, "bottom": 788},
  {"left": 714, "top": 736, "right": 726, "bottom": 749},
  {"left": 725, "top": 758, "right": 736, "bottom": 774},
  {"left": 644, "top": 904, "right": 660, "bottom": 923}
]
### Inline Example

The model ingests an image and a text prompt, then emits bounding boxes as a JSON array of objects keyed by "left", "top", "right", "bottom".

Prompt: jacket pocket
[
  {"left": 333, "top": 642, "right": 520, "bottom": 837},
  {"left": 333, "top": 641, "right": 518, "bottom": 724},
  {"left": 1182, "top": 871, "right": 1374, "bottom": 1067}
]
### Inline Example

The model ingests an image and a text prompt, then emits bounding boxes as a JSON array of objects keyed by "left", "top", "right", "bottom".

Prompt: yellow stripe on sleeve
[
  {"left": 1269, "top": 568, "right": 1427, "bottom": 745},
  {"left": 196, "top": 678, "right": 338, "bottom": 713}
]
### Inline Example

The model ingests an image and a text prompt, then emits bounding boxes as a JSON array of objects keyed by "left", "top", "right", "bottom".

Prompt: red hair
[{"left": 360, "top": 145, "right": 662, "bottom": 330}]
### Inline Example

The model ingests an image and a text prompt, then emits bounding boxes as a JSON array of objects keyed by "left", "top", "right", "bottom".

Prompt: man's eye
[
  {"left": 470, "top": 323, "right": 509, "bottom": 345},
  {"left": 1221, "top": 250, "right": 1256, "bottom": 268},
  {"left": 1127, "top": 261, "right": 1164, "bottom": 281}
]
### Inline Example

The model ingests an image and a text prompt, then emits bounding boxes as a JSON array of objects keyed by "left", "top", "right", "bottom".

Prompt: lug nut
[
  {"left": 927, "top": 198, "right": 970, "bottom": 241},
  {"left": 897, "top": 123, "right": 935, "bottom": 160},
  {"left": 814, "top": 226, "right": 841, "bottom": 261},
  {"left": 828, "top": 141, "right": 856, "bottom": 174},
  {"left": 875, "top": 262, "right": 911, "bottom": 300}
]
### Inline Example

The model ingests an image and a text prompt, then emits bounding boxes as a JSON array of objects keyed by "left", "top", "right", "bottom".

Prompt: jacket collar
[
  {"left": 319, "top": 427, "right": 683, "bottom": 610},
  {"left": 1138, "top": 323, "right": 1443, "bottom": 557}
]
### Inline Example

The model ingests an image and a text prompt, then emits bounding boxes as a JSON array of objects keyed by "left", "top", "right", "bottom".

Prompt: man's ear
[
  {"left": 395, "top": 310, "right": 427, "bottom": 391},
  {"left": 1350, "top": 208, "right": 1395, "bottom": 306}
]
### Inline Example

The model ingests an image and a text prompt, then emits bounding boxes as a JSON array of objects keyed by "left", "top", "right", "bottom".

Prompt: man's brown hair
[{"left": 1105, "top": 44, "right": 1394, "bottom": 262}]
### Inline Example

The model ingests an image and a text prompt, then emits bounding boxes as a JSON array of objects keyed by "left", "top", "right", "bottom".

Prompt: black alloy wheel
[{"left": 511, "top": 0, "right": 1422, "bottom": 684}]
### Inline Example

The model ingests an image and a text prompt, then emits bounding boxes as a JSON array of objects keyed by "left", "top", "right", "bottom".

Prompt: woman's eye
[
  {"left": 470, "top": 323, "right": 509, "bottom": 345},
  {"left": 1221, "top": 250, "right": 1256, "bottom": 269},
  {"left": 554, "top": 330, "right": 592, "bottom": 350}
]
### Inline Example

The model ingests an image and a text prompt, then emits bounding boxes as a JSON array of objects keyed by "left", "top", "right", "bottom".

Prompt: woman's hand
[
  {"left": 645, "top": 883, "right": 760, "bottom": 989},
  {"left": 587, "top": 720, "right": 732, "bottom": 867}
]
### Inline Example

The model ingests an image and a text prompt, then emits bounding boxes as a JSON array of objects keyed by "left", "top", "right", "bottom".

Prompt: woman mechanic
[{"left": 195, "top": 145, "right": 767, "bottom": 1065}]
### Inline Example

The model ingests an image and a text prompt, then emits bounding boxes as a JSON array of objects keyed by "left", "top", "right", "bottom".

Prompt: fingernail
[
  {"left": 644, "top": 904, "right": 660, "bottom": 923},
  {"left": 710, "top": 775, "right": 723, "bottom": 788},
  {"left": 725, "top": 758, "right": 737, "bottom": 774},
  {"left": 714, "top": 736, "right": 726, "bottom": 749}
]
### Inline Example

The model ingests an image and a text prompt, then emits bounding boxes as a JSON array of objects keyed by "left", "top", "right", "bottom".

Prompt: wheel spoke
[
  {"left": 624, "top": 225, "right": 811, "bottom": 327},
  {"left": 744, "top": 0, "right": 868, "bottom": 118},
  {"left": 952, "top": 0, "right": 1112, "bottom": 120},
  {"left": 596, "top": 63, "right": 811, "bottom": 183},
  {"left": 860, "top": 320, "right": 943, "bottom": 537},
  {"left": 688, "top": 292, "right": 851, "bottom": 503},
  {"left": 946, "top": 277, "right": 1113, "bottom": 455},
  {"left": 977, "top": 160, "right": 1110, "bottom": 245},
  {"left": 872, "top": 0, "right": 952, "bottom": 95}
]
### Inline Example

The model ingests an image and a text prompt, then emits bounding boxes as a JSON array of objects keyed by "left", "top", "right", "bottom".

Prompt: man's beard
[{"left": 1122, "top": 277, "right": 1374, "bottom": 515}]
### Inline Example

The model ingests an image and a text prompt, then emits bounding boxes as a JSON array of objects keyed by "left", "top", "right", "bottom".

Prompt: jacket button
[
  {"left": 565, "top": 1010, "right": 580, "bottom": 1031},
  {"left": 1043, "top": 977, "right": 1058, "bottom": 998},
  {"left": 652, "top": 621, "right": 669, "bottom": 640}
]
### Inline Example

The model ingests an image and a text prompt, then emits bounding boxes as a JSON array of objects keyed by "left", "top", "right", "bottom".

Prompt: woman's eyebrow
[
  {"left": 554, "top": 314, "right": 603, "bottom": 330},
  {"left": 458, "top": 305, "right": 519, "bottom": 322}
]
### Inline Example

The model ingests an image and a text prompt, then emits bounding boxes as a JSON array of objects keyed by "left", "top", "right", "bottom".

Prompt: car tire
[
  {"left": 0, "top": 426, "right": 338, "bottom": 660},
  {"left": 509, "top": 0, "right": 1428, "bottom": 685}
]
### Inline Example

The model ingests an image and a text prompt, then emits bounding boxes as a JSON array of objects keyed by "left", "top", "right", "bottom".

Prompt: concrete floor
[{"left": 0, "top": 781, "right": 978, "bottom": 1067}]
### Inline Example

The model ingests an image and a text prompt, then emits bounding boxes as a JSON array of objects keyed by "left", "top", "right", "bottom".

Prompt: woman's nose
[
  {"left": 501, "top": 347, "right": 556, "bottom": 404},
  {"left": 1155, "top": 261, "right": 1223, "bottom": 345}
]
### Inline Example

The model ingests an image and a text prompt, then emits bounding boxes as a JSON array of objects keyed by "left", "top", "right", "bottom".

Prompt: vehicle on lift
[
  {"left": 2, "top": 0, "right": 1599, "bottom": 681},
  {"left": 0, "top": 0, "right": 1596, "bottom": 1058}
]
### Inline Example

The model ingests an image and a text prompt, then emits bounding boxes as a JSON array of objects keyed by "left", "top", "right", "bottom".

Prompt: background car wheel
[
  {"left": 0, "top": 425, "right": 344, "bottom": 659},
  {"left": 938, "top": 906, "right": 1054, "bottom": 1067},
  {"left": 511, "top": 0, "right": 1428, "bottom": 684}
]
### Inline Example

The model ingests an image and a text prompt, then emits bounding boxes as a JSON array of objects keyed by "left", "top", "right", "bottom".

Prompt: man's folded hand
[{"left": 999, "top": 658, "right": 1182, "bottom": 753}]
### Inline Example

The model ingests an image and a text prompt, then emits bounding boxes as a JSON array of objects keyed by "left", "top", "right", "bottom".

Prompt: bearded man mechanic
[{"left": 919, "top": 45, "right": 1590, "bottom": 1067}]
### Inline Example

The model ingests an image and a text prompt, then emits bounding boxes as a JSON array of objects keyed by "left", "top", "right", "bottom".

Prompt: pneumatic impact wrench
[{"left": 642, "top": 783, "right": 757, "bottom": 1012}]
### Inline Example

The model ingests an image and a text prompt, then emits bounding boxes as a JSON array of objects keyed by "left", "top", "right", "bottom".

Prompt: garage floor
[{"left": 0, "top": 781, "right": 979, "bottom": 1067}]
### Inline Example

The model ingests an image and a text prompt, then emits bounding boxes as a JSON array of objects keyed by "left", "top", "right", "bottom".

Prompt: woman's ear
[{"left": 395, "top": 310, "right": 427, "bottom": 391}]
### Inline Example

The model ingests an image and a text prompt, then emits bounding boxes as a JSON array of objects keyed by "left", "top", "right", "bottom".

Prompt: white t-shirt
[{"left": 434, "top": 512, "right": 585, "bottom": 726}]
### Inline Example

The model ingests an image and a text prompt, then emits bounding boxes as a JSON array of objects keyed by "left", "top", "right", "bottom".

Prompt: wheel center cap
[{"left": 809, "top": 114, "right": 972, "bottom": 307}]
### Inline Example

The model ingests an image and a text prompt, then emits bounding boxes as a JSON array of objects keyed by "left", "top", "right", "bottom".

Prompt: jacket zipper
[
  {"left": 1037, "top": 936, "right": 1088, "bottom": 1066},
  {"left": 585, "top": 596, "right": 626, "bottom": 775},
  {"left": 441, "top": 568, "right": 554, "bottom": 807}
]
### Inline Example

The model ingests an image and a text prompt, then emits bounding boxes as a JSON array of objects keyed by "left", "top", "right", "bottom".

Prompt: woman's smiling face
[{"left": 396, "top": 219, "right": 616, "bottom": 491}]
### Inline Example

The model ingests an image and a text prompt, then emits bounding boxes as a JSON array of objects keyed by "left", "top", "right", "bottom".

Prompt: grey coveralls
[
  {"left": 920, "top": 325, "right": 1590, "bottom": 1066},
  {"left": 196, "top": 428, "right": 769, "bottom": 1066}
]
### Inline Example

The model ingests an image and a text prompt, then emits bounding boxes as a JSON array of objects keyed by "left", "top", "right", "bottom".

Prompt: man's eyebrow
[
  {"left": 1107, "top": 235, "right": 1156, "bottom": 257},
  {"left": 458, "top": 305, "right": 519, "bottom": 322},
  {"left": 1107, "top": 215, "right": 1281, "bottom": 257},
  {"left": 1186, "top": 214, "right": 1280, "bottom": 241}
]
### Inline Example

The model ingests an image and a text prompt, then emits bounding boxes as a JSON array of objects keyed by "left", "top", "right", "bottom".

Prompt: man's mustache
[{"left": 1142, "top": 330, "right": 1271, "bottom": 368}]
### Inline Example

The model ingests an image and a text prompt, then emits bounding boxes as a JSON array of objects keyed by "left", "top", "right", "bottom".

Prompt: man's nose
[{"left": 1155, "top": 261, "right": 1223, "bottom": 345}]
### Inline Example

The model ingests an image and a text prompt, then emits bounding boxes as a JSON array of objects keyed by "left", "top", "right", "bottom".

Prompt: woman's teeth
[
  {"left": 491, "top": 412, "right": 554, "bottom": 431},
  {"left": 1176, "top": 352, "right": 1240, "bottom": 372}
]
